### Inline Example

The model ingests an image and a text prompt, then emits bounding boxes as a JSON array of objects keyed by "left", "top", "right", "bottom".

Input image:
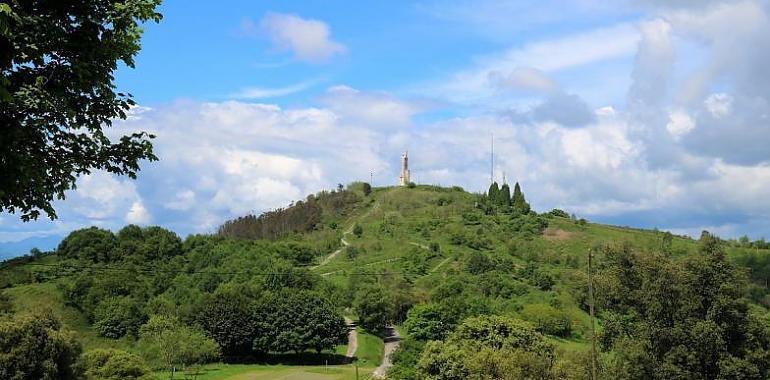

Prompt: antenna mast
[{"left": 490, "top": 133, "right": 494, "bottom": 184}]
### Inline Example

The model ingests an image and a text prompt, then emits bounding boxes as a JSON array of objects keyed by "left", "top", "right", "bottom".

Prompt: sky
[{"left": 3, "top": 0, "right": 770, "bottom": 254}]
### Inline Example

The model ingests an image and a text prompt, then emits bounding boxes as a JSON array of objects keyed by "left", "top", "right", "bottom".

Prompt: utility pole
[{"left": 588, "top": 248, "right": 598, "bottom": 380}]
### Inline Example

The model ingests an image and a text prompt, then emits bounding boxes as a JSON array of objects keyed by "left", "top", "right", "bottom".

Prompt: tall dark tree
[
  {"left": 512, "top": 182, "right": 531, "bottom": 215},
  {"left": 500, "top": 183, "right": 512, "bottom": 208},
  {"left": 487, "top": 182, "right": 500, "bottom": 205},
  {"left": 0, "top": 0, "right": 162, "bottom": 221},
  {"left": 195, "top": 291, "right": 256, "bottom": 357}
]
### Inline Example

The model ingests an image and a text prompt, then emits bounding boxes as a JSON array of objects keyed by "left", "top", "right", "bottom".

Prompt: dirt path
[
  {"left": 312, "top": 200, "right": 380, "bottom": 272},
  {"left": 344, "top": 318, "right": 358, "bottom": 360},
  {"left": 430, "top": 256, "right": 452, "bottom": 273},
  {"left": 408, "top": 242, "right": 430, "bottom": 250},
  {"left": 312, "top": 238, "right": 349, "bottom": 270},
  {"left": 372, "top": 326, "right": 400, "bottom": 378}
]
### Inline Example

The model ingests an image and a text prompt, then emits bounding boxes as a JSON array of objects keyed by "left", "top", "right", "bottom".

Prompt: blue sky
[{"left": 3, "top": 0, "right": 770, "bottom": 255}]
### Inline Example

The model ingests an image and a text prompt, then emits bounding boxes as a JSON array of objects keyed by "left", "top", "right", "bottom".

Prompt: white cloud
[
  {"left": 259, "top": 12, "right": 346, "bottom": 63},
  {"left": 666, "top": 109, "right": 696, "bottom": 138},
  {"left": 488, "top": 67, "right": 559, "bottom": 93},
  {"left": 231, "top": 79, "right": 319, "bottom": 99},
  {"left": 704, "top": 93, "right": 733, "bottom": 118},
  {"left": 125, "top": 201, "right": 151, "bottom": 225},
  {"left": 319, "top": 85, "right": 425, "bottom": 127},
  {"left": 425, "top": 22, "right": 640, "bottom": 104}
]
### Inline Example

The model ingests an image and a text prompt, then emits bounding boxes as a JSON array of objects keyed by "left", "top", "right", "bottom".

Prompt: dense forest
[{"left": 2, "top": 183, "right": 770, "bottom": 380}]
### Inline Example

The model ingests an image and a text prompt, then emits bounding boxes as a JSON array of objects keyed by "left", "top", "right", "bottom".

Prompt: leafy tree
[
  {"left": 93, "top": 296, "right": 147, "bottom": 339},
  {"left": 362, "top": 182, "right": 372, "bottom": 196},
  {"left": 82, "top": 349, "right": 153, "bottom": 380},
  {"left": 404, "top": 303, "right": 449, "bottom": 341},
  {"left": 354, "top": 285, "right": 392, "bottom": 333},
  {"left": 0, "top": 0, "right": 162, "bottom": 221},
  {"left": 417, "top": 315, "right": 556, "bottom": 380},
  {"left": 596, "top": 242, "right": 770, "bottom": 380},
  {"left": 138, "top": 315, "right": 219, "bottom": 379},
  {"left": 57, "top": 227, "right": 117, "bottom": 262},
  {"left": 387, "top": 338, "right": 425, "bottom": 380},
  {"left": 195, "top": 291, "right": 256, "bottom": 357},
  {"left": 0, "top": 312, "right": 82, "bottom": 380},
  {"left": 254, "top": 291, "right": 347, "bottom": 354}
]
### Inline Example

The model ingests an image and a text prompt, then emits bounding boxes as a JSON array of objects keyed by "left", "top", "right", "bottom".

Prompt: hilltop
[{"left": 2, "top": 183, "right": 770, "bottom": 380}]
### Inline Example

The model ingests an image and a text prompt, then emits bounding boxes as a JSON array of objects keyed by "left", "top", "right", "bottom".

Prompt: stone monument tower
[{"left": 399, "top": 150, "right": 410, "bottom": 186}]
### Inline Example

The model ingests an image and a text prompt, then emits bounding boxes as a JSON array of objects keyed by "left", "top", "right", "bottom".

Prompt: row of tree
[
  {"left": 217, "top": 189, "right": 361, "bottom": 240},
  {"left": 485, "top": 181, "right": 531, "bottom": 215}
]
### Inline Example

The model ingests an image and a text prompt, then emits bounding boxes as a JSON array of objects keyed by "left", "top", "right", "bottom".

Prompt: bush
[
  {"left": 346, "top": 246, "right": 360, "bottom": 260},
  {"left": 547, "top": 209, "right": 570, "bottom": 218},
  {"left": 352, "top": 224, "right": 363, "bottom": 238},
  {"left": 407, "top": 182, "right": 416, "bottom": 188},
  {"left": 82, "top": 349, "right": 153, "bottom": 380},
  {"left": 362, "top": 182, "right": 372, "bottom": 196},
  {"left": 520, "top": 304, "right": 572, "bottom": 337}
]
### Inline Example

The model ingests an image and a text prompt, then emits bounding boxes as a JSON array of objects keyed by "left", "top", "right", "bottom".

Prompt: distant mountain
[{"left": 0, "top": 235, "right": 62, "bottom": 261}]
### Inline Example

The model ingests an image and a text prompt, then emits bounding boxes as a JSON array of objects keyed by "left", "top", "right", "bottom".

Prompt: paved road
[
  {"left": 344, "top": 318, "right": 358, "bottom": 361},
  {"left": 372, "top": 326, "right": 400, "bottom": 378}
]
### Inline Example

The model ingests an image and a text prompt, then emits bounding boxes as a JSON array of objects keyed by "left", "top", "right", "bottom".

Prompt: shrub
[
  {"left": 520, "top": 304, "right": 572, "bottom": 338},
  {"left": 353, "top": 224, "right": 363, "bottom": 238},
  {"left": 82, "top": 349, "right": 153, "bottom": 380}
]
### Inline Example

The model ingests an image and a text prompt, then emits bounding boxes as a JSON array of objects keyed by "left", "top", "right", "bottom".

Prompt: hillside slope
[{"left": 2, "top": 184, "right": 770, "bottom": 379}]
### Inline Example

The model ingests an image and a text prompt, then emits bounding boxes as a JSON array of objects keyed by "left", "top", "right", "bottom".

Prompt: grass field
[{"left": 154, "top": 363, "right": 376, "bottom": 380}]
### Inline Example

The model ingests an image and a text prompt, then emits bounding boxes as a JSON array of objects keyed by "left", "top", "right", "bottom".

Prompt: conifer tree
[
  {"left": 500, "top": 183, "right": 512, "bottom": 208},
  {"left": 487, "top": 182, "right": 500, "bottom": 205},
  {"left": 512, "top": 182, "right": 531, "bottom": 215}
]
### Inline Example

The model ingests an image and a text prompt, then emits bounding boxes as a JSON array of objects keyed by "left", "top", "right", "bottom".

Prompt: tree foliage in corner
[{"left": 0, "top": 0, "right": 162, "bottom": 221}]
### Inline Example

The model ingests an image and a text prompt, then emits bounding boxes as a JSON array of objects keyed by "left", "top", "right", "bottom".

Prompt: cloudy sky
[{"left": 3, "top": 0, "right": 770, "bottom": 251}]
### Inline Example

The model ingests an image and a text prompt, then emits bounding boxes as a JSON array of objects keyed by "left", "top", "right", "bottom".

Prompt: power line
[{"left": 18, "top": 262, "right": 432, "bottom": 277}]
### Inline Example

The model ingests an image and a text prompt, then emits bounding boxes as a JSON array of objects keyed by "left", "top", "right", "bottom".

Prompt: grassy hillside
[{"left": 2, "top": 183, "right": 769, "bottom": 379}]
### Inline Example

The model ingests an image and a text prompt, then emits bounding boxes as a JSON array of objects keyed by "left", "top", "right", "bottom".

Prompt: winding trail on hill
[
  {"left": 312, "top": 238, "right": 349, "bottom": 270},
  {"left": 312, "top": 199, "right": 380, "bottom": 271},
  {"left": 373, "top": 326, "right": 401, "bottom": 378},
  {"left": 430, "top": 256, "right": 452, "bottom": 273}
]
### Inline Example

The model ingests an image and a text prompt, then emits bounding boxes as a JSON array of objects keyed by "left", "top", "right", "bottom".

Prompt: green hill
[{"left": 2, "top": 183, "right": 770, "bottom": 380}]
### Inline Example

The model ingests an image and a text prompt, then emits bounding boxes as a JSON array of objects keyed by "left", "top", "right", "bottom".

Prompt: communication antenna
[{"left": 490, "top": 133, "right": 494, "bottom": 184}]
